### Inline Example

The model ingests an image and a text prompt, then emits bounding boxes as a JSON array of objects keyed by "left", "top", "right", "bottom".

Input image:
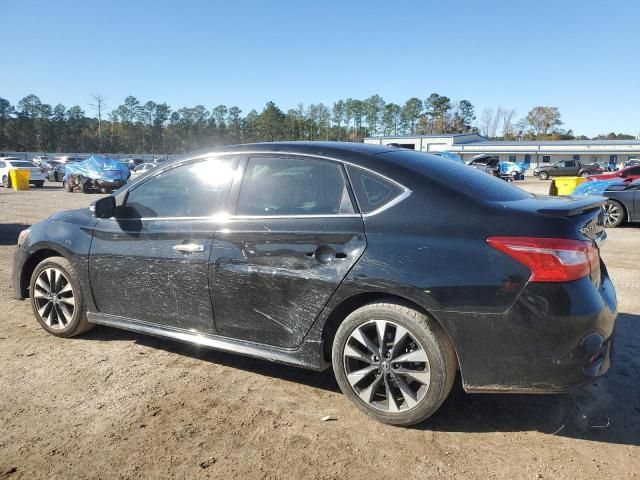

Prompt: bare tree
[
  {"left": 501, "top": 108, "right": 517, "bottom": 139},
  {"left": 489, "top": 107, "right": 502, "bottom": 139},
  {"left": 479, "top": 108, "right": 493, "bottom": 138},
  {"left": 90, "top": 93, "right": 107, "bottom": 152}
]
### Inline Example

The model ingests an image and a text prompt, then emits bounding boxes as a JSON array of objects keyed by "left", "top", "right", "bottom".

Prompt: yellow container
[
  {"left": 551, "top": 176, "right": 587, "bottom": 196},
  {"left": 9, "top": 169, "right": 30, "bottom": 191}
]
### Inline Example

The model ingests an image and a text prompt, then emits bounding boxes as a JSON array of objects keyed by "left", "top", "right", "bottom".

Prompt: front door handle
[{"left": 173, "top": 244, "right": 205, "bottom": 253}]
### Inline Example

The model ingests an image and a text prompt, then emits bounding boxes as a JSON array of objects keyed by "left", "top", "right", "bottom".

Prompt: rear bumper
[{"left": 436, "top": 266, "right": 617, "bottom": 393}]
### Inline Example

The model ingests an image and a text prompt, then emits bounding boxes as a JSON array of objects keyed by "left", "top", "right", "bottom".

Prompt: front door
[
  {"left": 211, "top": 155, "right": 366, "bottom": 348},
  {"left": 89, "top": 156, "right": 238, "bottom": 333}
]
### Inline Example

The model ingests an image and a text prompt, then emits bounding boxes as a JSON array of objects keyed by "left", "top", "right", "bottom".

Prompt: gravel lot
[{"left": 1, "top": 179, "right": 639, "bottom": 479}]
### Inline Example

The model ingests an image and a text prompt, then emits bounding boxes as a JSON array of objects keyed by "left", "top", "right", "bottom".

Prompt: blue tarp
[
  {"left": 500, "top": 162, "right": 526, "bottom": 175},
  {"left": 63, "top": 155, "right": 129, "bottom": 182},
  {"left": 572, "top": 179, "right": 621, "bottom": 196}
]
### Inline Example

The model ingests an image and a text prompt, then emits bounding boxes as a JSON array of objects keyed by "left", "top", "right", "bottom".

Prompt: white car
[
  {"left": 129, "top": 162, "right": 156, "bottom": 180},
  {"left": 31, "top": 156, "right": 51, "bottom": 166},
  {"left": 0, "top": 158, "right": 46, "bottom": 188},
  {"left": 53, "top": 155, "right": 84, "bottom": 164}
]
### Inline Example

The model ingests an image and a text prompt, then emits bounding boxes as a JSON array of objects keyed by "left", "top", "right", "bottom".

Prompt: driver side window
[
  {"left": 555, "top": 161, "right": 565, "bottom": 168},
  {"left": 120, "top": 158, "right": 236, "bottom": 218}
]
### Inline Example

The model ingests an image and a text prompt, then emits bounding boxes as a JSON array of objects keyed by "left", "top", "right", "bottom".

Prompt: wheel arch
[
  {"left": 320, "top": 291, "right": 460, "bottom": 370},
  {"left": 19, "top": 247, "right": 70, "bottom": 298},
  {"left": 605, "top": 198, "right": 629, "bottom": 225}
]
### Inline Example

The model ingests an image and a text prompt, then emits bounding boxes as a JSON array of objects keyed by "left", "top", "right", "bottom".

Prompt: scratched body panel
[
  {"left": 89, "top": 217, "right": 217, "bottom": 332},
  {"left": 211, "top": 217, "right": 366, "bottom": 348}
]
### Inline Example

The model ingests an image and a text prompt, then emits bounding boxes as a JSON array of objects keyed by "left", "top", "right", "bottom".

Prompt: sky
[{"left": 1, "top": 0, "right": 639, "bottom": 137}]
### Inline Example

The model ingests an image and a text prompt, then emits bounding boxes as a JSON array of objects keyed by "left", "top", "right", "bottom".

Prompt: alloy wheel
[
  {"left": 33, "top": 267, "right": 76, "bottom": 329},
  {"left": 343, "top": 320, "right": 431, "bottom": 413},
  {"left": 604, "top": 202, "right": 622, "bottom": 227}
]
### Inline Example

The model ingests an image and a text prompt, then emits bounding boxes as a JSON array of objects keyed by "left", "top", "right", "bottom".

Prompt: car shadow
[
  {"left": 81, "top": 312, "right": 639, "bottom": 445},
  {"left": 0, "top": 223, "right": 31, "bottom": 245}
]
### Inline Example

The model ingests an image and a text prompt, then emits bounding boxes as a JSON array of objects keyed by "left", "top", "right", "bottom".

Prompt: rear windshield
[
  {"left": 380, "top": 150, "right": 532, "bottom": 201},
  {"left": 9, "top": 161, "right": 36, "bottom": 168}
]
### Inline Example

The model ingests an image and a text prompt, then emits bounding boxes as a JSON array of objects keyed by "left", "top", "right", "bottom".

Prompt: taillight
[{"left": 487, "top": 237, "right": 599, "bottom": 282}]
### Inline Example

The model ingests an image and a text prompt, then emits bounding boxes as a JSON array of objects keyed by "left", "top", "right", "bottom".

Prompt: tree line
[{"left": 0, "top": 93, "right": 635, "bottom": 154}]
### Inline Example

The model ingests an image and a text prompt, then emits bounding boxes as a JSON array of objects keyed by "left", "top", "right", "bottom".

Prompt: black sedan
[{"left": 12, "top": 142, "right": 617, "bottom": 425}]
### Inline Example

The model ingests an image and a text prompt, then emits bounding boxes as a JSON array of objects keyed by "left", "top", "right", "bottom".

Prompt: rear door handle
[{"left": 173, "top": 244, "right": 205, "bottom": 253}]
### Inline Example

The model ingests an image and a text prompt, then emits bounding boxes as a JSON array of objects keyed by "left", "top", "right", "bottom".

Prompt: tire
[
  {"left": 332, "top": 301, "right": 456, "bottom": 426},
  {"left": 2, "top": 175, "right": 10, "bottom": 188},
  {"left": 603, "top": 200, "right": 626, "bottom": 228},
  {"left": 34, "top": 181, "right": 44, "bottom": 188},
  {"left": 580, "top": 171, "right": 591, "bottom": 177},
  {"left": 538, "top": 171, "right": 549, "bottom": 180},
  {"left": 29, "top": 256, "right": 94, "bottom": 337}
]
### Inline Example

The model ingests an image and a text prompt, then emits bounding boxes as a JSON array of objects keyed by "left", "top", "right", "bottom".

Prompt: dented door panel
[{"left": 210, "top": 217, "right": 366, "bottom": 348}]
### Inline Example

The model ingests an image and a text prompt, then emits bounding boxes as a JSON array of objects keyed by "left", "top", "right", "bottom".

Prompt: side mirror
[{"left": 91, "top": 196, "right": 116, "bottom": 218}]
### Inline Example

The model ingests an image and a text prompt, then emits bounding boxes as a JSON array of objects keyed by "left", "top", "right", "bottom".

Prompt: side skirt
[{"left": 87, "top": 312, "right": 329, "bottom": 371}]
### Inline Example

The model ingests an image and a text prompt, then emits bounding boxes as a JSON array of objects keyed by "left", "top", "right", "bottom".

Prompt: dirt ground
[{"left": 1, "top": 179, "right": 639, "bottom": 480}]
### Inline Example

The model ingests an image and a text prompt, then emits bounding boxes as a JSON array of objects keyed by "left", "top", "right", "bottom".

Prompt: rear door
[{"left": 210, "top": 155, "right": 366, "bottom": 348}]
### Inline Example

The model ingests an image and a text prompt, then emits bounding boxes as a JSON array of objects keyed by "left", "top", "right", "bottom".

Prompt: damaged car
[
  {"left": 12, "top": 142, "right": 617, "bottom": 426},
  {"left": 63, "top": 155, "right": 130, "bottom": 193}
]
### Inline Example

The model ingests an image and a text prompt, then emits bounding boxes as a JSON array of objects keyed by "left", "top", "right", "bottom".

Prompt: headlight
[{"left": 17, "top": 228, "right": 31, "bottom": 247}]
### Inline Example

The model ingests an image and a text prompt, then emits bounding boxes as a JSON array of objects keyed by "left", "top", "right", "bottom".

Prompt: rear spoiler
[{"left": 537, "top": 196, "right": 607, "bottom": 217}]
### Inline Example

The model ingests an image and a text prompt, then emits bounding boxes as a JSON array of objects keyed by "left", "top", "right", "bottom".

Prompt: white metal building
[{"left": 363, "top": 135, "right": 640, "bottom": 168}]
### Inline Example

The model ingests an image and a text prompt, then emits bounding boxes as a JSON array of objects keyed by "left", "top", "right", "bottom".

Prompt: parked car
[
  {"left": 129, "top": 162, "right": 156, "bottom": 180},
  {"left": 63, "top": 155, "right": 130, "bottom": 193},
  {"left": 0, "top": 158, "right": 46, "bottom": 188},
  {"left": 467, "top": 154, "right": 500, "bottom": 176},
  {"left": 53, "top": 156, "right": 84, "bottom": 164},
  {"left": 625, "top": 159, "right": 640, "bottom": 167},
  {"left": 46, "top": 163, "right": 67, "bottom": 182},
  {"left": 587, "top": 165, "right": 640, "bottom": 183},
  {"left": 12, "top": 142, "right": 616, "bottom": 426},
  {"left": 573, "top": 178, "right": 640, "bottom": 228},
  {"left": 534, "top": 160, "right": 602, "bottom": 180},
  {"left": 31, "top": 155, "right": 51, "bottom": 166},
  {"left": 40, "top": 160, "right": 62, "bottom": 172},
  {"left": 120, "top": 158, "right": 144, "bottom": 170}
]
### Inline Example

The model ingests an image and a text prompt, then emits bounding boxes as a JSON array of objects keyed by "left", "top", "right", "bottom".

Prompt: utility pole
[{"left": 90, "top": 93, "right": 106, "bottom": 152}]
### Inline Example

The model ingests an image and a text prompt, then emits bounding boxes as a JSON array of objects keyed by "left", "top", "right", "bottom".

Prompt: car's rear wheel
[
  {"left": 332, "top": 301, "right": 456, "bottom": 426},
  {"left": 538, "top": 171, "right": 549, "bottom": 180},
  {"left": 604, "top": 200, "right": 626, "bottom": 228},
  {"left": 34, "top": 181, "right": 44, "bottom": 188},
  {"left": 580, "top": 171, "right": 591, "bottom": 177},
  {"left": 29, "top": 256, "right": 93, "bottom": 337},
  {"left": 2, "top": 175, "right": 10, "bottom": 188}
]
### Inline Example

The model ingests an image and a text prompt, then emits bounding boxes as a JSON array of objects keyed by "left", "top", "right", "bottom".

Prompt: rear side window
[
  {"left": 236, "top": 156, "right": 355, "bottom": 216},
  {"left": 346, "top": 165, "right": 404, "bottom": 214}
]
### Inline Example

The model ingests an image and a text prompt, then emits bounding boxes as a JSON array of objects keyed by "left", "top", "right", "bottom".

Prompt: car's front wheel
[
  {"left": 604, "top": 200, "right": 626, "bottom": 228},
  {"left": 538, "top": 171, "right": 549, "bottom": 180},
  {"left": 2, "top": 175, "right": 10, "bottom": 188},
  {"left": 29, "top": 256, "right": 94, "bottom": 337},
  {"left": 332, "top": 301, "right": 456, "bottom": 426}
]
